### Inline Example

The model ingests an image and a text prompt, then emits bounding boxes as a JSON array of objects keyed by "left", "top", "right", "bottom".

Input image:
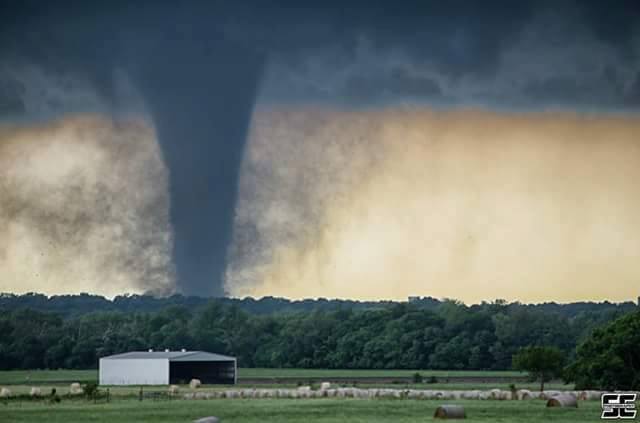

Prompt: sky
[{"left": 0, "top": 1, "right": 639, "bottom": 303}]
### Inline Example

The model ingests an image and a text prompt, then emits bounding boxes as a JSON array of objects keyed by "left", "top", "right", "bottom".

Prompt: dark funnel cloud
[{"left": 129, "top": 32, "right": 263, "bottom": 297}]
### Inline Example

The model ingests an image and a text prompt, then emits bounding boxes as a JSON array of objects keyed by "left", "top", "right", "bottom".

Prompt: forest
[{"left": 0, "top": 293, "right": 636, "bottom": 372}]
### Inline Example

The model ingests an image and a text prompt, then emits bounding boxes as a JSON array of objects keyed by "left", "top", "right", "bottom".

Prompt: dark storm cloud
[
  {"left": 0, "top": 0, "right": 639, "bottom": 296},
  {"left": 253, "top": 1, "right": 640, "bottom": 111}
]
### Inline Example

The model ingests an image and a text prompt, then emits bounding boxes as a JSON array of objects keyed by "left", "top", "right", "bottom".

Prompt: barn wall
[{"left": 99, "top": 358, "right": 169, "bottom": 385}]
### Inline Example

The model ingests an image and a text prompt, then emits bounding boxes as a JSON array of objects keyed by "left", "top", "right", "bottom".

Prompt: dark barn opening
[{"left": 170, "top": 360, "right": 236, "bottom": 385}]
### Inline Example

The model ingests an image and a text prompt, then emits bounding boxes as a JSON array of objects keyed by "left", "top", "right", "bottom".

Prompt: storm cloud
[{"left": 0, "top": 0, "right": 639, "bottom": 298}]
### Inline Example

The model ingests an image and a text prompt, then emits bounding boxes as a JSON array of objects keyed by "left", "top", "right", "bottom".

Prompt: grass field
[
  {"left": 238, "top": 368, "right": 526, "bottom": 378},
  {"left": 0, "top": 368, "right": 572, "bottom": 394},
  {"left": 0, "top": 398, "right": 603, "bottom": 423},
  {"left": 0, "top": 368, "right": 526, "bottom": 385}
]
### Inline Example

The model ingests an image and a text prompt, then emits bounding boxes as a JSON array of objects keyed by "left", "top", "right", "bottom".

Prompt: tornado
[{"left": 131, "top": 34, "right": 264, "bottom": 296}]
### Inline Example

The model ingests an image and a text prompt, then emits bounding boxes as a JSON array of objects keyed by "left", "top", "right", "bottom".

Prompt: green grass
[
  {"left": 0, "top": 370, "right": 97, "bottom": 385},
  {"left": 2, "top": 369, "right": 573, "bottom": 394},
  {"left": 0, "top": 368, "right": 526, "bottom": 386},
  {"left": 238, "top": 368, "right": 525, "bottom": 378},
  {"left": 0, "top": 398, "right": 603, "bottom": 422}
]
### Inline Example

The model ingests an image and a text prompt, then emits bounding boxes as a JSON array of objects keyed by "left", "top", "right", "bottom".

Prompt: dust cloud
[
  {"left": 0, "top": 115, "right": 173, "bottom": 297},
  {"left": 228, "top": 106, "right": 640, "bottom": 303}
]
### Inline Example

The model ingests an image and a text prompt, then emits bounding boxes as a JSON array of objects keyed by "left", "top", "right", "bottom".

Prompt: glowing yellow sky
[
  {"left": 228, "top": 107, "right": 640, "bottom": 303},
  {"left": 2, "top": 108, "right": 640, "bottom": 303}
]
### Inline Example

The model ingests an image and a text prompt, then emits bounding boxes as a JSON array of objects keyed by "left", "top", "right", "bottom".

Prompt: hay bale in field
[
  {"left": 320, "top": 382, "right": 331, "bottom": 390},
  {"left": 69, "top": 382, "right": 83, "bottom": 395},
  {"left": 547, "top": 394, "right": 578, "bottom": 408},
  {"left": 540, "top": 390, "right": 562, "bottom": 400},
  {"left": 462, "top": 390, "right": 480, "bottom": 400},
  {"left": 325, "top": 389, "right": 336, "bottom": 397},
  {"left": 407, "top": 389, "right": 421, "bottom": 399},
  {"left": 516, "top": 389, "right": 532, "bottom": 400},
  {"left": 488, "top": 388, "right": 501, "bottom": 400},
  {"left": 193, "top": 417, "right": 220, "bottom": 423},
  {"left": 297, "top": 386, "right": 311, "bottom": 393},
  {"left": 422, "top": 390, "right": 436, "bottom": 400},
  {"left": 478, "top": 391, "right": 491, "bottom": 400},
  {"left": 578, "top": 390, "right": 602, "bottom": 401},
  {"left": 169, "top": 385, "right": 180, "bottom": 395},
  {"left": 498, "top": 390, "right": 512, "bottom": 400},
  {"left": 451, "top": 391, "right": 464, "bottom": 400},
  {"left": 190, "top": 379, "right": 202, "bottom": 389},
  {"left": 30, "top": 387, "right": 42, "bottom": 397},
  {"left": 0, "top": 387, "right": 12, "bottom": 398},
  {"left": 434, "top": 404, "right": 466, "bottom": 419},
  {"left": 299, "top": 390, "right": 311, "bottom": 399},
  {"left": 354, "top": 388, "right": 369, "bottom": 399},
  {"left": 528, "top": 391, "right": 542, "bottom": 400}
]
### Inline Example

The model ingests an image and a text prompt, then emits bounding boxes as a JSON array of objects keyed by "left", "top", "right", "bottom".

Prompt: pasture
[
  {"left": 0, "top": 368, "right": 526, "bottom": 384},
  {"left": 0, "top": 368, "right": 572, "bottom": 393},
  {"left": 0, "top": 368, "right": 587, "bottom": 422},
  {"left": 0, "top": 398, "right": 602, "bottom": 423}
]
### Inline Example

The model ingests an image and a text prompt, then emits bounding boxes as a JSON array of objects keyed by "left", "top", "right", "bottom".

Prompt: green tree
[
  {"left": 512, "top": 346, "right": 565, "bottom": 391},
  {"left": 565, "top": 311, "right": 640, "bottom": 391}
]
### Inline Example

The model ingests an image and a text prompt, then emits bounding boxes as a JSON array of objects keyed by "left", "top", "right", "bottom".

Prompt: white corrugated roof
[{"left": 101, "top": 350, "right": 235, "bottom": 361}]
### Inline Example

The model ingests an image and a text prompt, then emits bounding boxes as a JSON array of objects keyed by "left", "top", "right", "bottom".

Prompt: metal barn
[{"left": 99, "top": 350, "right": 237, "bottom": 385}]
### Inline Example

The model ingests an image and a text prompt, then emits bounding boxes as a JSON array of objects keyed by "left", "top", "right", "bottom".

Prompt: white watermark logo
[{"left": 601, "top": 393, "right": 637, "bottom": 420}]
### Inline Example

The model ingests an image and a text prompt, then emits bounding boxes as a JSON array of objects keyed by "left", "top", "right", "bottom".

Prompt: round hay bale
[
  {"left": 540, "top": 390, "right": 561, "bottom": 400},
  {"left": 498, "top": 390, "right": 512, "bottom": 400},
  {"left": 516, "top": 389, "right": 532, "bottom": 400},
  {"left": 527, "top": 391, "right": 541, "bottom": 400},
  {"left": 546, "top": 394, "right": 578, "bottom": 408},
  {"left": 478, "top": 391, "right": 491, "bottom": 400},
  {"left": 434, "top": 404, "right": 466, "bottom": 419},
  {"left": 193, "top": 417, "right": 220, "bottom": 423},
  {"left": 407, "top": 389, "right": 421, "bottom": 399},
  {"left": 0, "top": 387, "right": 12, "bottom": 398},
  {"left": 488, "top": 388, "right": 501, "bottom": 400},
  {"left": 168, "top": 385, "right": 180, "bottom": 395},
  {"left": 582, "top": 390, "right": 603, "bottom": 401},
  {"left": 69, "top": 382, "right": 83, "bottom": 395},
  {"left": 190, "top": 379, "right": 202, "bottom": 389},
  {"left": 30, "top": 387, "right": 42, "bottom": 397},
  {"left": 320, "top": 382, "right": 331, "bottom": 390},
  {"left": 462, "top": 390, "right": 480, "bottom": 400}
]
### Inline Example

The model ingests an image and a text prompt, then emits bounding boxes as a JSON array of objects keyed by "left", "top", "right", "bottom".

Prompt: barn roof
[{"left": 101, "top": 351, "right": 236, "bottom": 361}]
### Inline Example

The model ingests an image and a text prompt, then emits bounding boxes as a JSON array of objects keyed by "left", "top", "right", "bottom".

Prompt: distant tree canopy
[
  {"left": 0, "top": 293, "right": 635, "bottom": 373},
  {"left": 565, "top": 311, "right": 640, "bottom": 391},
  {"left": 512, "top": 346, "right": 565, "bottom": 391}
]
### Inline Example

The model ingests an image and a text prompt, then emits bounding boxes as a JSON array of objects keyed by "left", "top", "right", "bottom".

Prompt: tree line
[{"left": 0, "top": 294, "right": 634, "bottom": 374}]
